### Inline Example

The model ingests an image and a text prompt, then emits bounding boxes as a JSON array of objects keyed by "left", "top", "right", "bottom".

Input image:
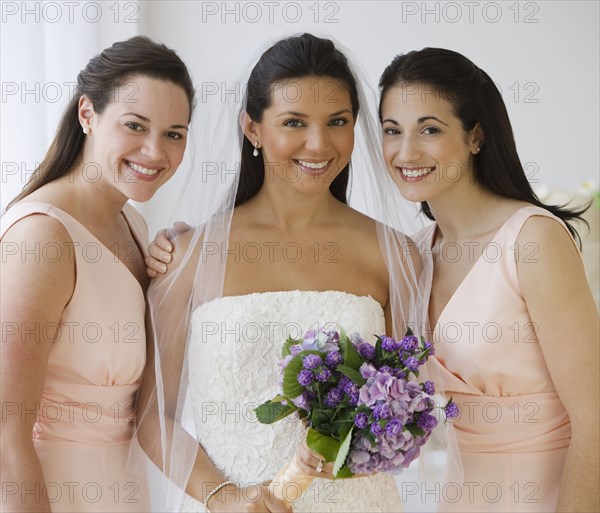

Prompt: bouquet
[{"left": 255, "top": 327, "right": 459, "bottom": 505}]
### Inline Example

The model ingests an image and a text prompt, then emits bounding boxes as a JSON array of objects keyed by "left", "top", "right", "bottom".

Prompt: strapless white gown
[{"left": 181, "top": 290, "right": 404, "bottom": 512}]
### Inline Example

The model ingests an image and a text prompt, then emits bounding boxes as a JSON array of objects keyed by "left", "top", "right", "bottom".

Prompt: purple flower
[
  {"left": 325, "top": 351, "right": 343, "bottom": 369},
  {"left": 424, "top": 340, "right": 434, "bottom": 354},
  {"left": 343, "top": 381, "right": 359, "bottom": 396},
  {"left": 373, "top": 403, "right": 392, "bottom": 420},
  {"left": 379, "top": 365, "right": 393, "bottom": 375},
  {"left": 291, "top": 392, "right": 309, "bottom": 410},
  {"left": 401, "top": 335, "right": 418, "bottom": 352},
  {"left": 297, "top": 369, "right": 314, "bottom": 386},
  {"left": 301, "top": 329, "right": 338, "bottom": 352},
  {"left": 315, "top": 368, "right": 332, "bottom": 382},
  {"left": 348, "top": 332, "right": 365, "bottom": 346},
  {"left": 290, "top": 344, "right": 302, "bottom": 356},
  {"left": 404, "top": 356, "right": 420, "bottom": 372},
  {"left": 417, "top": 412, "right": 438, "bottom": 431},
  {"left": 385, "top": 418, "right": 402, "bottom": 436},
  {"left": 423, "top": 380, "right": 435, "bottom": 395},
  {"left": 354, "top": 412, "right": 369, "bottom": 429},
  {"left": 348, "top": 391, "right": 359, "bottom": 406},
  {"left": 381, "top": 336, "right": 398, "bottom": 352},
  {"left": 445, "top": 402, "right": 460, "bottom": 420},
  {"left": 325, "top": 388, "right": 344, "bottom": 408},
  {"left": 370, "top": 422, "right": 384, "bottom": 436},
  {"left": 359, "top": 343, "right": 376, "bottom": 360},
  {"left": 394, "top": 369, "right": 407, "bottom": 380},
  {"left": 302, "top": 354, "right": 322, "bottom": 370}
]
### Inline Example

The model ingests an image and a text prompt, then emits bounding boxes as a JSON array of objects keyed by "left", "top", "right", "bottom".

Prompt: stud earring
[
  {"left": 83, "top": 127, "right": 90, "bottom": 135},
  {"left": 253, "top": 141, "right": 259, "bottom": 157}
]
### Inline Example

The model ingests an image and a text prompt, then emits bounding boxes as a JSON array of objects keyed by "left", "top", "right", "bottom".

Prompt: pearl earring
[
  {"left": 83, "top": 127, "right": 90, "bottom": 135},
  {"left": 253, "top": 141, "right": 259, "bottom": 157}
]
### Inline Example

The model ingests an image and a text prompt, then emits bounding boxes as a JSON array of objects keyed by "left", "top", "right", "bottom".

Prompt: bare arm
[
  {"left": 1, "top": 216, "right": 75, "bottom": 513},
  {"left": 518, "top": 217, "right": 599, "bottom": 513}
]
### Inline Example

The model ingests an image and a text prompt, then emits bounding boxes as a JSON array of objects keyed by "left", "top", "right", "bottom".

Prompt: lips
[
  {"left": 293, "top": 159, "right": 334, "bottom": 176},
  {"left": 124, "top": 160, "right": 164, "bottom": 181},
  {"left": 397, "top": 166, "right": 435, "bottom": 182}
]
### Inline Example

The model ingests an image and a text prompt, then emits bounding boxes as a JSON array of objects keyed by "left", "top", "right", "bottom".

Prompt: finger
[
  {"left": 146, "top": 268, "right": 157, "bottom": 278},
  {"left": 145, "top": 253, "right": 167, "bottom": 274},
  {"left": 148, "top": 242, "right": 172, "bottom": 264},
  {"left": 155, "top": 230, "right": 173, "bottom": 252}
]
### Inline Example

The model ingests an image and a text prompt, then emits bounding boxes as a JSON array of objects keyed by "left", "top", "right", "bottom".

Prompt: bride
[{"left": 135, "top": 34, "right": 432, "bottom": 512}]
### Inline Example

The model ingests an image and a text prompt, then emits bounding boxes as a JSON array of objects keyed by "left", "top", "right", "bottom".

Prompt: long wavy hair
[
  {"left": 378, "top": 47, "right": 588, "bottom": 245},
  {"left": 236, "top": 33, "right": 359, "bottom": 206},
  {"left": 7, "top": 36, "right": 195, "bottom": 210}
]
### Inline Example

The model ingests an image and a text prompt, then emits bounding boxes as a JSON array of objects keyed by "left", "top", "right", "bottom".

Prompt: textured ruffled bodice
[{"left": 183, "top": 290, "right": 403, "bottom": 512}]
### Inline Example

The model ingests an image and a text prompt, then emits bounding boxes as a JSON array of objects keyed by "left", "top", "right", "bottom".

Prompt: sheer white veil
[{"left": 132, "top": 32, "right": 462, "bottom": 511}]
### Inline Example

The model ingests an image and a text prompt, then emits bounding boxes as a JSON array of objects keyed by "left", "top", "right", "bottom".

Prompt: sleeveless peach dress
[
  {"left": 417, "top": 206, "right": 573, "bottom": 512},
  {"left": 1, "top": 202, "right": 150, "bottom": 512}
]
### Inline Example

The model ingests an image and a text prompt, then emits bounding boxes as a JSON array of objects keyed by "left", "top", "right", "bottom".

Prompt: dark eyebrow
[
  {"left": 121, "top": 112, "right": 189, "bottom": 130},
  {"left": 276, "top": 109, "right": 353, "bottom": 118},
  {"left": 381, "top": 118, "right": 398, "bottom": 125},
  {"left": 417, "top": 116, "right": 450, "bottom": 127}
]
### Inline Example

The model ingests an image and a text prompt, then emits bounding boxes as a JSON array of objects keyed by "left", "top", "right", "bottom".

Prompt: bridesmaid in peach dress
[
  {"left": 378, "top": 48, "right": 599, "bottom": 512},
  {"left": 0, "top": 37, "right": 194, "bottom": 512}
]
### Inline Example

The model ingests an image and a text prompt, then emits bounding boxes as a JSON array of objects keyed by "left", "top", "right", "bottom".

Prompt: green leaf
[
  {"left": 333, "top": 427, "right": 353, "bottom": 477},
  {"left": 311, "top": 408, "right": 334, "bottom": 433},
  {"left": 282, "top": 354, "right": 305, "bottom": 398},
  {"left": 331, "top": 418, "right": 354, "bottom": 440},
  {"left": 306, "top": 428, "right": 341, "bottom": 462},
  {"left": 405, "top": 424, "right": 426, "bottom": 438},
  {"left": 281, "top": 336, "right": 301, "bottom": 358},
  {"left": 336, "top": 365, "right": 366, "bottom": 387},
  {"left": 254, "top": 400, "right": 296, "bottom": 424},
  {"left": 338, "top": 331, "right": 363, "bottom": 370},
  {"left": 375, "top": 335, "right": 383, "bottom": 361},
  {"left": 405, "top": 327, "right": 414, "bottom": 337},
  {"left": 335, "top": 466, "right": 354, "bottom": 479}
]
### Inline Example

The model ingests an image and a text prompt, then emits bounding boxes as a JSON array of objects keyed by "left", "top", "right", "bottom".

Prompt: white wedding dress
[{"left": 181, "top": 290, "right": 403, "bottom": 512}]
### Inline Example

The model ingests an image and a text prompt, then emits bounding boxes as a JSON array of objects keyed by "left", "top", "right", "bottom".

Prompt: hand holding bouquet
[{"left": 255, "top": 327, "right": 458, "bottom": 505}]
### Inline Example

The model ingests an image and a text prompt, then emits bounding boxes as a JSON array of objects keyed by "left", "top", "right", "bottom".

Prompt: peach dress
[
  {"left": 419, "top": 206, "right": 573, "bottom": 512},
  {"left": 1, "top": 202, "right": 150, "bottom": 512}
]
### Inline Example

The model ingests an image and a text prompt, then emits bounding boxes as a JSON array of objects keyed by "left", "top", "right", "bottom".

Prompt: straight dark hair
[
  {"left": 378, "top": 47, "right": 588, "bottom": 246},
  {"left": 236, "top": 33, "right": 359, "bottom": 206},
  {"left": 7, "top": 36, "right": 195, "bottom": 210}
]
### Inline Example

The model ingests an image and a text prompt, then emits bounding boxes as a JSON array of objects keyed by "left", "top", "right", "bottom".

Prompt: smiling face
[
  {"left": 80, "top": 75, "right": 190, "bottom": 203},
  {"left": 246, "top": 76, "right": 355, "bottom": 197},
  {"left": 380, "top": 83, "right": 482, "bottom": 205}
]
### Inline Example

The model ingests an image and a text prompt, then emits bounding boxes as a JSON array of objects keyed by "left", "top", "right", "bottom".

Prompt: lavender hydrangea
[
  {"left": 423, "top": 380, "right": 435, "bottom": 395},
  {"left": 354, "top": 412, "right": 369, "bottom": 429},
  {"left": 401, "top": 335, "right": 418, "bottom": 352},
  {"left": 325, "top": 351, "right": 343, "bottom": 369},
  {"left": 315, "top": 368, "right": 332, "bottom": 382},
  {"left": 445, "top": 402, "right": 460, "bottom": 420},
  {"left": 358, "top": 342, "right": 376, "bottom": 360},
  {"left": 381, "top": 336, "right": 398, "bottom": 352},
  {"left": 325, "top": 388, "right": 344, "bottom": 408},
  {"left": 297, "top": 369, "right": 314, "bottom": 386},
  {"left": 302, "top": 354, "right": 322, "bottom": 370},
  {"left": 417, "top": 412, "right": 438, "bottom": 431},
  {"left": 404, "top": 356, "right": 420, "bottom": 372}
]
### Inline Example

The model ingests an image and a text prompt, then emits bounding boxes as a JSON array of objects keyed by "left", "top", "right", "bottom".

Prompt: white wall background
[{"left": 2, "top": 0, "right": 599, "bottom": 236}]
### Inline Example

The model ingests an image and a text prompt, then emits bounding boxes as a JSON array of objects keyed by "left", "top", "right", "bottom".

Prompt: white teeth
[
  {"left": 128, "top": 161, "right": 159, "bottom": 176},
  {"left": 297, "top": 160, "right": 329, "bottom": 170},
  {"left": 401, "top": 167, "right": 434, "bottom": 178}
]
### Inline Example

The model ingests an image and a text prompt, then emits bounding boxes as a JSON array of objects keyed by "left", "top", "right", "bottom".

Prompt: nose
[
  {"left": 393, "top": 134, "right": 422, "bottom": 164},
  {"left": 304, "top": 126, "right": 330, "bottom": 154},
  {"left": 141, "top": 134, "right": 166, "bottom": 161}
]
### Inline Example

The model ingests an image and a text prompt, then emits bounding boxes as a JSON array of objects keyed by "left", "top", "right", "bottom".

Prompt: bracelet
[{"left": 204, "top": 480, "right": 235, "bottom": 512}]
